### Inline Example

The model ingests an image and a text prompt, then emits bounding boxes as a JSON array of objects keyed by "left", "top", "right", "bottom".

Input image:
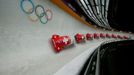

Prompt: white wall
[{"left": 0, "top": 0, "right": 133, "bottom": 75}]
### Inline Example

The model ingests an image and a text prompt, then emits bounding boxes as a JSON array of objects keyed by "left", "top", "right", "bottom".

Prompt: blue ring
[{"left": 20, "top": 0, "right": 34, "bottom": 14}]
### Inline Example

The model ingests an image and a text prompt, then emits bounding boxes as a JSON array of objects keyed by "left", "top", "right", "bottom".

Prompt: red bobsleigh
[
  {"left": 94, "top": 33, "right": 100, "bottom": 39},
  {"left": 75, "top": 33, "right": 85, "bottom": 43},
  {"left": 51, "top": 34, "right": 73, "bottom": 52},
  {"left": 100, "top": 33, "right": 105, "bottom": 38},
  {"left": 86, "top": 33, "right": 93, "bottom": 40}
]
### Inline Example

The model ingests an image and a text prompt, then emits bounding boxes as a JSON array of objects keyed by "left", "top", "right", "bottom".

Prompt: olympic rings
[
  {"left": 20, "top": 0, "right": 53, "bottom": 24},
  {"left": 20, "top": 0, "right": 34, "bottom": 14}
]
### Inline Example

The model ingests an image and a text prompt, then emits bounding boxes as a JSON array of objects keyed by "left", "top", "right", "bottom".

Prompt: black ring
[{"left": 35, "top": 5, "right": 46, "bottom": 18}]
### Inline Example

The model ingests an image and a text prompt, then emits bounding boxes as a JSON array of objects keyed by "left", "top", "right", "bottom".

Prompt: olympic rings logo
[{"left": 20, "top": 0, "right": 53, "bottom": 24}]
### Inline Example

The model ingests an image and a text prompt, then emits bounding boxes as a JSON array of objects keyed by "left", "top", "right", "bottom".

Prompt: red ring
[{"left": 46, "top": 8, "right": 53, "bottom": 21}]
